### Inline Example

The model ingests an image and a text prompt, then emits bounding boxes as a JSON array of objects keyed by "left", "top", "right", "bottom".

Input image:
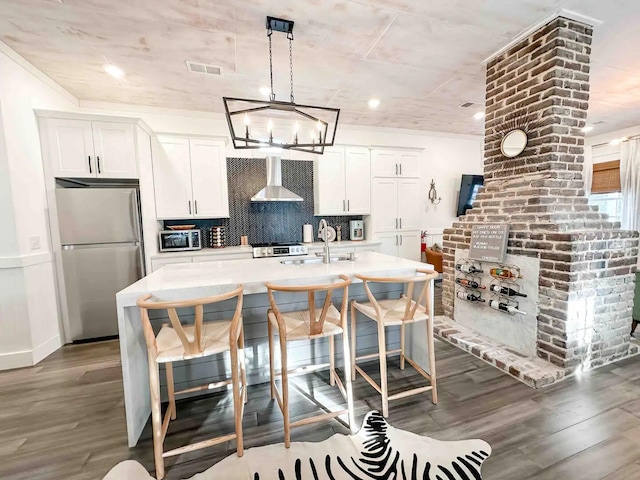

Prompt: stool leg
[
  {"left": 165, "top": 362, "right": 176, "bottom": 420},
  {"left": 239, "top": 325, "right": 248, "bottom": 404},
  {"left": 329, "top": 335, "right": 336, "bottom": 387},
  {"left": 341, "top": 329, "right": 356, "bottom": 434},
  {"left": 267, "top": 316, "right": 276, "bottom": 400},
  {"left": 400, "top": 323, "right": 406, "bottom": 371},
  {"left": 148, "top": 357, "right": 165, "bottom": 480},
  {"left": 230, "top": 345, "right": 244, "bottom": 457},
  {"left": 279, "top": 332, "right": 291, "bottom": 448},
  {"left": 427, "top": 317, "right": 438, "bottom": 404},
  {"left": 377, "top": 322, "right": 389, "bottom": 418},
  {"left": 350, "top": 301, "right": 357, "bottom": 380}
]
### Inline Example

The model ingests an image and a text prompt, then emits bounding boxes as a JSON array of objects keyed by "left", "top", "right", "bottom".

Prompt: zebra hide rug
[{"left": 103, "top": 411, "right": 491, "bottom": 480}]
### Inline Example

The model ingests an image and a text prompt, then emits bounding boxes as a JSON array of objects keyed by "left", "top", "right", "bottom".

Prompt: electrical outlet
[{"left": 29, "top": 236, "right": 41, "bottom": 251}]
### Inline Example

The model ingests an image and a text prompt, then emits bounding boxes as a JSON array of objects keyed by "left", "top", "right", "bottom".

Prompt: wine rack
[{"left": 454, "top": 258, "right": 486, "bottom": 304}]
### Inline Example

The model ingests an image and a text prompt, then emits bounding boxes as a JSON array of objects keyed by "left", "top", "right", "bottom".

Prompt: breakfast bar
[{"left": 116, "top": 251, "right": 434, "bottom": 447}]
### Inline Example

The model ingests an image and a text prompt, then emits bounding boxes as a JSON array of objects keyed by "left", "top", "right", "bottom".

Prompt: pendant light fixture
[{"left": 223, "top": 17, "right": 340, "bottom": 155}]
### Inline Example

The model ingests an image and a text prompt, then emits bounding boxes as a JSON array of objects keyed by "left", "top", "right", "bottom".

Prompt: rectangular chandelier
[{"left": 223, "top": 97, "right": 340, "bottom": 154}]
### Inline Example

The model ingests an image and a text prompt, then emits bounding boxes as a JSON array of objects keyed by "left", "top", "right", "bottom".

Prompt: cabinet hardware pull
[
  {"left": 97, "top": 156, "right": 101, "bottom": 174},
  {"left": 399, "top": 163, "right": 402, "bottom": 175},
  {"left": 395, "top": 218, "right": 398, "bottom": 229},
  {"left": 188, "top": 201, "right": 191, "bottom": 214},
  {"left": 400, "top": 235, "right": 403, "bottom": 245},
  {"left": 395, "top": 235, "right": 398, "bottom": 246},
  {"left": 347, "top": 199, "right": 350, "bottom": 211},
  {"left": 395, "top": 163, "right": 398, "bottom": 175},
  {"left": 88, "top": 156, "right": 92, "bottom": 174},
  {"left": 343, "top": 199, "right": 346, "bottom": 211},
  {"left": 195, "top": 200, "right": 198, "bottom": 214},
  {"left": 399, "top": 218, "right": 402, "bottom": 229}
]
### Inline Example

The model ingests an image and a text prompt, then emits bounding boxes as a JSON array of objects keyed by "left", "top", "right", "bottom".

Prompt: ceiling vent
[
  {"left": 458, "top": 101, "right": 475, "bottom": 108},
  {"left": 186, "top": 61, "right": 223, "bottom": 76}
]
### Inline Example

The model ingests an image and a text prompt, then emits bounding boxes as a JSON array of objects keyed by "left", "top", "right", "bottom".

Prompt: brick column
[{"left": 442, "top": 17, "right": 639, "bottom": 372}]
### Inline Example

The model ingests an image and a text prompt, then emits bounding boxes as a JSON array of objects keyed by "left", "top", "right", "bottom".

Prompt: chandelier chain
[
  {"left": 268, "top": 27, "right": 275, "bottom": 102},
  {"left": 288, "top": 33, "right": 294, "bottom": 103}
]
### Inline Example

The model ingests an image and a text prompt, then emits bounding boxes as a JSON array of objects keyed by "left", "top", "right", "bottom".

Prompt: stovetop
[{"left": 252, "top": 242, "right": 308, "bottom": 258}]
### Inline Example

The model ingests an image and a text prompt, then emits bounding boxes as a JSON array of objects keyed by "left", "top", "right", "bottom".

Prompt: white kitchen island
[{"left": 116, "top": 251, "right": 434, "bottom": 447}]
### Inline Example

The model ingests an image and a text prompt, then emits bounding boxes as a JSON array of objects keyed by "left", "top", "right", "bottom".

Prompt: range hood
[{"left": 251, "top": 156, "right": 303, "bottom": 202}]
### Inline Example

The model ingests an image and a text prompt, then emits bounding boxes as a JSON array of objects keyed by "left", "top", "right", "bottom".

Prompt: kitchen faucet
[{"left": 318, "top": 218, "right": 331, "bottom": 264}]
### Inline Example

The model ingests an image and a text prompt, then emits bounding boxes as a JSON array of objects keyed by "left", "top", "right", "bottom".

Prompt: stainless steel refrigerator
[{"left": 56, "top": 187, "right": 145, "bottom": 341}]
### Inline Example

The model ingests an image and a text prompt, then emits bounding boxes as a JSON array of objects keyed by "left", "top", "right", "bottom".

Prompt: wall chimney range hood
[{"left": 251, "top": 156, "right": 303, "bottom": 202}]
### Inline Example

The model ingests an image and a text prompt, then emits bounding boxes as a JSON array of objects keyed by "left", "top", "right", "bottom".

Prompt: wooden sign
[{"left": 469, "top": 224, "right": 509, "bottom": 262}]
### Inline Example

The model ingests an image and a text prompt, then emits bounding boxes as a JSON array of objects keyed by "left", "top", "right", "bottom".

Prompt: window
[
  {"left": 591, "top": 160, "right": 621, "bottom": 194},
  {"left": 589, "top": 192, "right": 622, "bottom": 223}
]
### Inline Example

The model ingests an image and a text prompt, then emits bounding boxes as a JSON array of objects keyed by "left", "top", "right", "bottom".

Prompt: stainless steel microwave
[{"left": 158, "top": 230, "right": 202, "bottom": 252}]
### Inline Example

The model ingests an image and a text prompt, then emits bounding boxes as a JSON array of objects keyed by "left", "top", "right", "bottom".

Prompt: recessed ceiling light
[
  {"left": 259, "top": 87, "right": 271, "bottom": 97},
  {"left": 581, "top": 125, "right": 594, "bottom": 133},
  {"left": 368, "top": 98, "right": 380, "bottom": 109},
  {"left": 103, "top": 64, "right": 125, "bottom": 79},
  {"left": 473, "top": 111, "right": 485, "bottom": 120}
]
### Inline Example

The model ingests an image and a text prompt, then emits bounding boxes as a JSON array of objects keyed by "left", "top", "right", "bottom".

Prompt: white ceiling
[{"left": 1, "top": 0, "right": 640, "bottom": 136}]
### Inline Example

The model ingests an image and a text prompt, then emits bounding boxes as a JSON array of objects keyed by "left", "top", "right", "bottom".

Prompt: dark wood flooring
[{"left": 3, "top": 285, "right": 640, "bottom": 479}]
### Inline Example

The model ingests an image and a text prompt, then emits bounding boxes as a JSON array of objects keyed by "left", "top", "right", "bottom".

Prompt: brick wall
[{"left": 442, "top": 17, "right": 639, "bottom": 372}]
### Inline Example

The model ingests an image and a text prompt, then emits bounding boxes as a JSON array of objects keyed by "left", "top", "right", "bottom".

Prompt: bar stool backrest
[
  {"left": 266, "top": 275, "right": 351, "bottom": 336},
  {"left": 136, "top": 285, "right": 244, "bottom": 358},
  {"left": 355, "top": 269, "right": 439, "bottom": 321}
]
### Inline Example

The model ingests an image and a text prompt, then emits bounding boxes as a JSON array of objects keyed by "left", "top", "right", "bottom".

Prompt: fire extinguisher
[{"left": 421, "top": 230, "right": 428, "bottom": 252}]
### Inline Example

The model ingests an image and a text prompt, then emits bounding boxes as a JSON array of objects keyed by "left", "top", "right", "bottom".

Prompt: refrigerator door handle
[{"left": 131, "top": 190, "right": 146, "bottom": 276}]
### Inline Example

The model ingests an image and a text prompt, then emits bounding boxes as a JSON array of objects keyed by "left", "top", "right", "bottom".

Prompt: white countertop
[
  {"left": 150, "top": 240, "right": 381, "bottom": 259},
  {"left": 119, "top": 251, "right": 432, "bottom": 306}
]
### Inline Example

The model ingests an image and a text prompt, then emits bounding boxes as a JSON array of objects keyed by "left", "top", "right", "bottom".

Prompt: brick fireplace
[{"left": 441, "top": 16, "right": 639, "bottom": 382}]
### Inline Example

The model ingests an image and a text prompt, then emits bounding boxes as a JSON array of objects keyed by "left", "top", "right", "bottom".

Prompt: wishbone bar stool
[
  {"left": 351, "top": 268, "right": 439, "bottom": 417},
  {"left": 137, "top": 285, "right": 246, "bottom": 479}
]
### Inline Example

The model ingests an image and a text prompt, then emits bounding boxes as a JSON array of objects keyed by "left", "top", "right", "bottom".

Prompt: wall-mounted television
[{"left": 456, "top": 174, "right": 484, "bottom": 217}]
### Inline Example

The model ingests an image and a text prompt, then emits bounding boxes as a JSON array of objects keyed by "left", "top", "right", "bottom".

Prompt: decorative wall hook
[{"left": 428, "top": 179, "right": 441, "bottom": 205}]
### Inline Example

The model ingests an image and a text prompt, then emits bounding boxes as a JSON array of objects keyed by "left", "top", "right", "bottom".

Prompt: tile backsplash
[{"left": 163, "top": 158, "right": 363, "bottom": 247}]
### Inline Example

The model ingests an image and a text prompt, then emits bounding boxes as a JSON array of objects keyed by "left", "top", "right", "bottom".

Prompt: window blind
[{"left": 591, "top": 160, "right": 621, "bottom": 194}]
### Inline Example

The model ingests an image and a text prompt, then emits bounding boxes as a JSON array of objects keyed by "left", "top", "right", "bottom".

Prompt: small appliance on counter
[
  {"left": 209, "top": 226, "right": 226, "bottom": 248},
  {"left": 159, "top": 229, "right": 202, "bottom": 252},
  {"left": 302, "top": 224, "right": 313, "bottom": 243},
  {"left": 252, "top": 242, "right": 308, "bottom": 258},
  {"left": 350, "top": 220, "right": 364, "bottom": 241}
]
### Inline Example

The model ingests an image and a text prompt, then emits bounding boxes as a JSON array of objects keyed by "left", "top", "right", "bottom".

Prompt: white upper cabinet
[
  {"left": 91, "top": 122, "right": 137, "bottom": 178},
  {"left": 189, "top": 139, "right": 229, "bottom": 218},
  {"left": 43, "top": 117, "right": 138, "bottom": 179},
  {"left": 152, "top": 136, "right": 229, "bottom": 220},
  {"left": 370, "top": 178, "right": 399, "bottom": 232},
  {"left": 45, "top": 119, "right": 95, "bottom": 177},
  {"left": 397, "top": 178, "right": 421, "bottom": 231},
  {"left": 371, "top": 149, "right": 420, "bottom": 178},
  {"left": 152, "top": 137, "right": 192, "bottom": 219},
  {"left": 314, "top": 146, "right": 370, "bottom": 215}
]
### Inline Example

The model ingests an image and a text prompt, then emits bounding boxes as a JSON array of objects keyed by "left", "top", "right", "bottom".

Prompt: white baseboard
[
  {"left": 0, "top": 349, "right": 33, "bottom": 371},
  {"left": 31, "top": 334, "right": 61, "bottom": 364},
  {"left": 0, "top": 334, "right": 61, "bottom": 370}
]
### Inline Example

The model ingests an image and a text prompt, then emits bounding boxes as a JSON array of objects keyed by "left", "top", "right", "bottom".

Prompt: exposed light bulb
[
  {"left": 268, "top": 119, "right": 273, "bottom": 134},
  {"left": 473, "top": 111, "right": 485, "bottom": 120},
  {"left": 294, "top": 122, "right": 299, "bottom": 133},
  {"left": 103, "top": 64, "right": 125, "bottom": 79},
  {"left": 244, "top": 114, "right": 250, "bottom": 126},
  {"left": 368, "top": 98, "right": 380, "bottom": 109}
]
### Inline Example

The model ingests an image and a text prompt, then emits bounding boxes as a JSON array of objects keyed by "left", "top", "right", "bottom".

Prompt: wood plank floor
[{"left": 3, "top": 285, "right": 640, "bottom": 479}]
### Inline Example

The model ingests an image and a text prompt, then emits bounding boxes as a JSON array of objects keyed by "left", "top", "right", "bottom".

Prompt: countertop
[
  {"left": 119, "top": 251, "right": 432, "bottom": 305},
  {"left": 150, "top": 240, "right": 382, "bottom": 259}
]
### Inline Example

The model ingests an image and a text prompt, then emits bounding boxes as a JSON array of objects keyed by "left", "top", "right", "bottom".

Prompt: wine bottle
[
  {"left": 456, "top": 263, "right": 484, "bottom": 274},
  {"left": 455, "top": 278, "right": 486, "bottom": 289},
  {"left": 489, "top": 285, "right": 527, "bottom": 297},
  {"left": 456, "top": 290, "right": 486, "bottom": 302},
  {"left": 490, "top": 267, "right": 520, "bottom": 279},
  {"left": 489, "top": 300, "right": 526, "bottom": 315}
]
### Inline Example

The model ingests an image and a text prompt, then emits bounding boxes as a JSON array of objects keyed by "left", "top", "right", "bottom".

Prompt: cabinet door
[
  {"left": 397, "top": 178, "right": 421, "bottom": 231},
  {"left": 46, "top": 118, "right": 95, "bottom": 178},
  {"left": 152, "top": 137, "right": 193, "bottom": 219},
  {"left": 92, "top": 122, "right": 138, "bottom": 178},
  {"left": 398, "top": 231, "right": 421, "bottom": 261},
  {"left": 190, "top": 139, "right": 229, "bottom": 218},
  {"left": 374, "top": 232, "right": 400, "bottom": 257},
  {"left": 371, "top": 150, "right": 399, "bottom": 177},
  {"left": 399, "top": 151, "right": 419, "bottom": 178},
  {"left": 371, "top": 178, "right": 399, "bottom": 232},
  {"left": 314, "top": 149, "right": 346, "bottom": 215},
  {"left": 344, "top": 147, "right": 370, "bottom": 214}
]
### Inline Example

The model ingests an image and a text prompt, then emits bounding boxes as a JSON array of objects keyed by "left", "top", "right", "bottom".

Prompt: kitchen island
[{"left": 116, "top": 251, "right": 434, "bottom": 446}]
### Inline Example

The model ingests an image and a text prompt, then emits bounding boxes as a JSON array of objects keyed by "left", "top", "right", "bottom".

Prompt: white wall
[
  {"left": 78, "top": 101, "right": 484, "bottom": 245},
  {"left": 0, "top": 43, "right": 78, "bottom": 369}
]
